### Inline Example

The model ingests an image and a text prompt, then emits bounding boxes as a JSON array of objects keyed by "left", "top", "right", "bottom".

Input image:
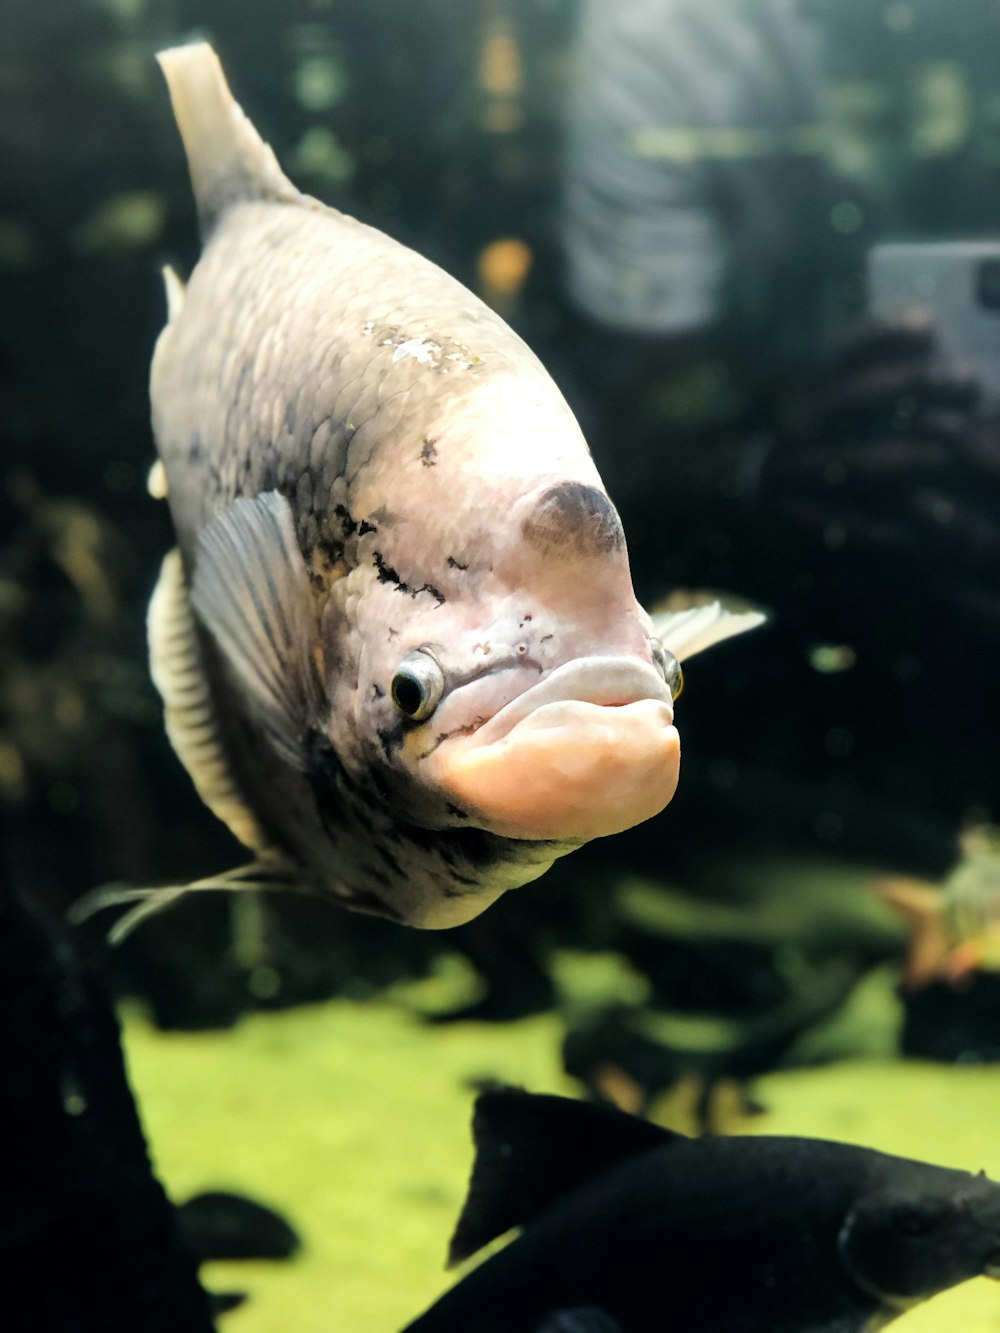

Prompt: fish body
[
  {"left": 147, "top": 44, "right": 762, "bottom": 928},
  {"left": 878, "top": 826, "right": 1000, "bottom": 988},
  {"left": 403, "top": 1088, "right": 1000, "bottom": 1333}
]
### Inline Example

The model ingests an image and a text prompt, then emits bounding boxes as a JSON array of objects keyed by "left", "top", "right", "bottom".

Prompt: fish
[
  {"left": 402, "top": 1087, "right": 1000, "bottom": 1332},
  {"left": 142, "top": 42, "right": 764, "bottom": 931},
  {"left": 878, "top": 825, "right": 1000, "bottom": 989}
]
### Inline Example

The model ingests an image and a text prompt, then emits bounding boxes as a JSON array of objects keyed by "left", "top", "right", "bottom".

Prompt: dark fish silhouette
[{"left": 403, "top": 1087, "right": 1000, "bottom": 1332}]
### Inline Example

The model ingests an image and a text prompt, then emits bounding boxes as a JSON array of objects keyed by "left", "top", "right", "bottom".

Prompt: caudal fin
[{"left": 157, "top": 41, "right": 300, "bottom": 236}]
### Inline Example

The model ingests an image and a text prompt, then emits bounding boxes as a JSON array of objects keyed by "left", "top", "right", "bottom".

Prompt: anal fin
[{"left": 148, "top": 546, "right": 272, "bottom": 853}]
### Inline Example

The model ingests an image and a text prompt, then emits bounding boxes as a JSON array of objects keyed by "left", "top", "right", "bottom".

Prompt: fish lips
[{"left": 424, "top": 656, "right": 680, "bottom": 841}]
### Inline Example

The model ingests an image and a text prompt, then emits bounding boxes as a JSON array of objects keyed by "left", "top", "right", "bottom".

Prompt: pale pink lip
[
  {"left": 423, "top": 656, "right": 680, "bottom": 843},
  {"left": 470, "top": 657, "right": 674, "bottom": 745}
]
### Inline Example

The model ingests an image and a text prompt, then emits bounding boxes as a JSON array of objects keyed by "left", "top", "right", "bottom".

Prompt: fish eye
[
  {"left": 651, "top": 638, "right": 684, "bottom": 701},
  {"left": 890, "top": 1200, "right": 943, "bottom": 1237},
  {"left": 390, "top": 650, "right": 445, "bottom": 721}
]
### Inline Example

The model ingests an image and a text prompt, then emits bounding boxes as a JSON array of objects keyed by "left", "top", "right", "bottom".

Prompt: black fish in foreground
[{"left": 402, "top": 1088, "right": 1000, "bottom": 1333}]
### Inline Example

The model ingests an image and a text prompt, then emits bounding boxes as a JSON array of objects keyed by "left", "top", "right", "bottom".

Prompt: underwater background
[{"left": 5, "top": 0, "right": 1000, "bottom": 1328}]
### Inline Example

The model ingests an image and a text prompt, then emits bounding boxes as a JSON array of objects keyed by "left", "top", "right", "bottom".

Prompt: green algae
[{"left": 121, "top": 1000, "right": 1000, "bottom": 1332}]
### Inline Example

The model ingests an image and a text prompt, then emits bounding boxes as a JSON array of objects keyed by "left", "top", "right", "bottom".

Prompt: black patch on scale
[
  {"left": 376, "top": 843, "right": 405, "bottom": 878},
  {"left": 421, "top": 438, "right": 438, "bottom": 466},
  {"left": 377, "top": 720, "right": 406, "bottom": 759},
  {"left": 333, "top": 505, "right": 356, "bottom": 537},
  {"left": 358, "top": 519, "right": 377, "bottom": 536},
  {"left": 447, "top": 555, "right": 468, "bottom": 571},
  {"left": 521, "top": 482, "right": 624, "bottom": 557},
  {"left": 373, "top": 552, "right": 446, "bottom": 605}
]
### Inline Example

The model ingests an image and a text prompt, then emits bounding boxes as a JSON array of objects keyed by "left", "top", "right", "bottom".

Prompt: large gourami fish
[{"left": 144, "top": 43, "right": 763, "bottom": 930}]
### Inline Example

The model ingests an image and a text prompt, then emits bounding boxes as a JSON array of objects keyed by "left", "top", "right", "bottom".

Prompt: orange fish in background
[{"left": 878, "top": 826, "right": 1000, "bottom": 989}]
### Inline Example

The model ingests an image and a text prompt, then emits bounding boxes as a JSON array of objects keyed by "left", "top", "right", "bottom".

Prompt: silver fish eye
[
  {"left": 650, "top": 638, "right": 684, "bottom": 701},
  {"left": 390, "top": 649, "right": 445, "bottom": 721}
]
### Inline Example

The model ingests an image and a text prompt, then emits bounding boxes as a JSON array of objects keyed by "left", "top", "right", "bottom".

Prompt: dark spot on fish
[
  {"left": 377, "top": 721, "right": 406, "bottom": 759},
  {"left": 387, "top": 626, "right": 400, "bottom": 640},
  {"left": 421, "top": 438, "right": 438, "bottom": 466},
  {"left": 447, "top": 556, "right": 468, "bottom": 571},
  {"left": 377, "top": 844, "right": 405, "bottom": 877},
  {"left": 372, "top": 683, "right": 385, "bottom": 699},
  {"left": 522, "top": 482, "right": 625, "bottom": 558},
  {"left": 374, "top": 551, "right": 403, "bottom": 586},
  {"left": 315, "top": 538, "right": 343, "bottom": 571},
  {"left": 540, "top": 634, "right": 554, "bottom": 644},
  {"left": 333, "top": 505, "right": 356, "bottom": 537},
  {"left": 305, "top": 732, "right": 350, "bottom": 837},
  {"left": 350, "top": 797, "right": 378, "bottom": 836},
  {"left": 358, "top": 519, "right": 377, "bottom": 536},
  {"left": 446, "top": 802, "right": 469, "bottom": 820},
  {"left": 449, "top": 872, "right": 477, "bottom": 886},
  {"left": 373, "top": 552, "right": 446, "bottom": 605},
  {"left": 188, "top": 433, "right": 204, "bottom": 464},
  {"left": 283, "top": 399, "right": 297, "bottom": 433},
  {"left": 347, "top": 882, "right": 403, "bottom": 920}
]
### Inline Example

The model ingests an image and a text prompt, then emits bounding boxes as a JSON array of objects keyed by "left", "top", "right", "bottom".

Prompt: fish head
[
  {"left": 838, "top": 1163, "right": 1000, "bottom": 1308},
  {"left": 335, "top": 476, "right": 682, "bottom": 848}
]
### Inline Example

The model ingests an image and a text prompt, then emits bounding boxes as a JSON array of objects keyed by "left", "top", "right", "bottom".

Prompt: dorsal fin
[
  {"left": 447, "top": 1088, "right": 677, "bottom": 1268},
  {"left": 157, "top": 42, "right": 301, "bottom": 237}
]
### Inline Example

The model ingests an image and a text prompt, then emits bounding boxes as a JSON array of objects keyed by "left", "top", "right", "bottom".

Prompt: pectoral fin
[
  {"left": 190, "top": 490, "right": 325, "bottom": 770},
  {"left": 648, "top": 599, "right": 767, "bottom": 661}
]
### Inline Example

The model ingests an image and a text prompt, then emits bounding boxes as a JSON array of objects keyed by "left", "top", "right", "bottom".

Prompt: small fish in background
[
  {"left": 402, "top": 1087, "right": 1000, "bottom": 1333},
  {"left": 125, "top": 42, "right": 763, "bottom": 935},
  {"left": 877, "top": 825, "right": 1000, "bottom": 989},
  {"left": 561, "top": 959, "right": 860, "bottom": 1132}
]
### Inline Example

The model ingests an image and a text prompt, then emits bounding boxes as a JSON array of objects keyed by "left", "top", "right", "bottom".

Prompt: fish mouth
[
  {"left": 473, "top": 657, "right": 674, "bottom": 743},
  {"left": 423, "top": 656, "right": 680, "bottom": 841}
]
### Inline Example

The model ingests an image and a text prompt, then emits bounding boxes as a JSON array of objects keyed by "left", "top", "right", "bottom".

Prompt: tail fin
[{"left": 157, "top": 42, "right": 300, "bottom": 236}]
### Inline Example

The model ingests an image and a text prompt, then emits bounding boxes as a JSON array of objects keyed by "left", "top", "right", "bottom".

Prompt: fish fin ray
[
  {"left": 161, "top": 264, "right": 186, "bottom": 322},
  {"left": 148, "top": 546, "right": 274, "bottom": 848},
  {"left": 447, "top": 1087, "right": 676, "bottom": 1268},
  {"left": 157, "top": 42, "right": 301, "bottom": 236},
  {"left": 69, "top": 861, "right": 302, "bottom": 945},
  {"left": 189, "top": 492, "right": 324, "bottom": 771},
  {"left": 648, "top": 600, "right": 768, "bottom": 661}
]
